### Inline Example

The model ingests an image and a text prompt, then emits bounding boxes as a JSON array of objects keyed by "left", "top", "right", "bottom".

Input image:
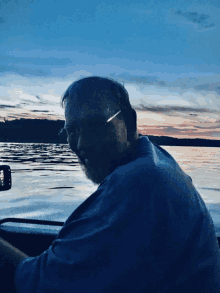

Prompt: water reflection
[
  {"left": 0, "top": 143, "right": 77, "bottom": 166},
  {"left": 0, "top": 143, "right": 220, "bottom": 230}
]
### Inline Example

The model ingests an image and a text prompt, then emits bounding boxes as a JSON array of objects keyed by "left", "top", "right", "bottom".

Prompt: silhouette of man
[
  {"left": 1, "top": 76, "right": 220, "bottom": 292},
  {"left": 63, "top": 76, "right": 139, "bottom": 185}
]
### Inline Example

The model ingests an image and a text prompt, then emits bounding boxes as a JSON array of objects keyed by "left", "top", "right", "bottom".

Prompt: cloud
[
  {"left": 194, "top": 125, "right": 220, "bottom": 129},
  {"left": 134, "top": 104, "right": 219, "bottom": 114},
  {"left": 160, "top": 125, "right": 195, "bottom": 134},
  {"left": 109, "top": 72, "right": 166, "bottom": 87},
  {"left": 30, "top": 110, "right": 50, "bottom": 113},
  {"left": 205, "top": 22, "right": 215, "bottom": 29},
  {"left": 138, "top": 124, "right": 220, "bottom": 139},
  {"left": 163, "top": 75, "right": 220, "bottom": 106},
  {"left": 1, "top": 55, "right": 71, "bottom": 66},
  {"left": 0, "top": 104, "right": 17, "bottom": 109},
  {"left": 109, "top": 73, "right": 220, "bottom": 106},
  {"left": 175, "top": 10, "right": 215, "bottom": 30},
  {"left": 138, "top": 124, "right": 197, "bottom": 135},
  {"left": 0, "top": 64, "right": 49, "bottom": 77},
  {"left": 176, "top": 10, "right": 209, "bottom": 25},
  {"left": 0, "top": 17, "right": 5, "bottom": 24},
  {"left": 0, "top": 55, "right": 72, "bottom": 77},
  {"left": 194, "top": 82, "right": 220, "bottom": 95}
]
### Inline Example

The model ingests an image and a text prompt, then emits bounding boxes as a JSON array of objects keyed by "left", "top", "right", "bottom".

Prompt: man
[{"left": 1, "top": 76, "right": 220, "bottom": 292}]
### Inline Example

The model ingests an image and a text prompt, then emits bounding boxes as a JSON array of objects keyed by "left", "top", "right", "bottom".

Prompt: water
[
  {"left": 0, "top": 142, "right": 220, "bottom": 232},
  {"left": 0, "top": 143, "right": 97, "bottom": 223}
]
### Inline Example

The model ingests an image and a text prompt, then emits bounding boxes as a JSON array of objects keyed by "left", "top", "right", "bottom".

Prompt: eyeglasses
[
  {"left": 58, "top": 110, "right": 121, "bottom": 137},
  {"left": 106, "top": 110, "right": 121, "bottom": 122}
]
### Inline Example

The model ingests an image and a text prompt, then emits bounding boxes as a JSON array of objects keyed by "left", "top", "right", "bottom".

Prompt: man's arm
[{"left": 0, "top": 237, "right": 28, "bottom": 293}]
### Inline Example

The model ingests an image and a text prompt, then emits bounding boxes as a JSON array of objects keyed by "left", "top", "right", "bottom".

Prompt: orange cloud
[{"left": 136, "top": 110, "right": 220, "bottom": 140}]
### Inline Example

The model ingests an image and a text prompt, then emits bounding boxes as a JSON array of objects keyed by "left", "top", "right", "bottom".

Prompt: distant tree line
[
  {"left": 146, "top": 135, "right": 220, "bottom": 147},
  {"left": 0, "top": 119, "right": 66, "bottom": 143},
  {"left": 0, "top": 118, "right": 220, "bottom": 147}
]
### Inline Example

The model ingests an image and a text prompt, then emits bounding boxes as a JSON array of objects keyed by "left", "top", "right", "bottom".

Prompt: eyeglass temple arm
[{"left": 107, "top": 110, "right": 121, "bottom": 123}]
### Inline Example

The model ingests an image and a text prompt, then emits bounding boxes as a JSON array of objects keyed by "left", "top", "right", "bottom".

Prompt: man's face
[{"left": 64, "top": 96, "right": 130, "bottom": 185}]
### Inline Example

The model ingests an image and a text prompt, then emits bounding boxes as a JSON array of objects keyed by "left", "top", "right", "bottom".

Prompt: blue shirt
[{"left": 15, "top": 136, "right": 220, "bottom": 292}]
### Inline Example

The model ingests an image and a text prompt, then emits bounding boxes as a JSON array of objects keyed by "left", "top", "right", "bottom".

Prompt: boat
[{"left": 0, "top": 165, "right": 63, "bottom": 256}]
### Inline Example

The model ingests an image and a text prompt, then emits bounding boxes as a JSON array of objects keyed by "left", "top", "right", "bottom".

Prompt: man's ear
[
  {"left": 131, "top": 108, "right": 137, "bottom": 122},
  {"left": 127, "top": 108, "right": 137, "bottom": 141}
]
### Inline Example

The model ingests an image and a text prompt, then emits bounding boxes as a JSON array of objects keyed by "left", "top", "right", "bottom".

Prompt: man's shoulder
[
  {"left": 112, "top": 137, "right": 180, "bottom": 183},
  {"left": 103, "top": 136, "right": 194, "bottom": 201}
]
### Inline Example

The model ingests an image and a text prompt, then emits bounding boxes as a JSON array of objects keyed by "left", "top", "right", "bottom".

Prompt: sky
[{"left": 0, "top": 0, "right": 220, "bottom": 139}]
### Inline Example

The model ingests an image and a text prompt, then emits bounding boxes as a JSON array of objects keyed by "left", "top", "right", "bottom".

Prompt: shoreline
[
  {"left": 0, "top": 135, "right": 220, "bottom": 147},
  {"left": 1, "top": 119, "right": 220, "bottom": 147}
]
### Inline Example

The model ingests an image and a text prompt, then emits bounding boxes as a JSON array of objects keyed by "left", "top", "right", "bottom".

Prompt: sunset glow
[{"left": 0, "top": 0, "right": 220, "bottom": 140}]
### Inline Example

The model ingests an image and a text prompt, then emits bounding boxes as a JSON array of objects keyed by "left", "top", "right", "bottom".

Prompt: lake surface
[{"left": 0, "top": 142, "right": 220, "bottom": 233}]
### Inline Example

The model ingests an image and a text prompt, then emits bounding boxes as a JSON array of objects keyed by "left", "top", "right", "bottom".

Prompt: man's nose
[
  {"left": 76, "top": 133, "right": 90, "bottom": 153},
  {"left": 77, "top": 134, "right": 83, "bottom": 150}
]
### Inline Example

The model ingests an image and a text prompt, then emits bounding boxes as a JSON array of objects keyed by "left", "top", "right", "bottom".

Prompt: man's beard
[
  {"left": 78, "top": 157, "right": 109, "bottom": 185},
  {"left": 77, "top": 151, "right": 120, "bottom": 185},
  {"left": 76, "top": 142, "right": 138, "bottom": 185}
]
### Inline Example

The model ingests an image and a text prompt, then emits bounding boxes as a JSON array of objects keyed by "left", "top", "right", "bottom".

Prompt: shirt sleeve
[{"left": 13, "top": 168, "right": 157, "bottom": 292}]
